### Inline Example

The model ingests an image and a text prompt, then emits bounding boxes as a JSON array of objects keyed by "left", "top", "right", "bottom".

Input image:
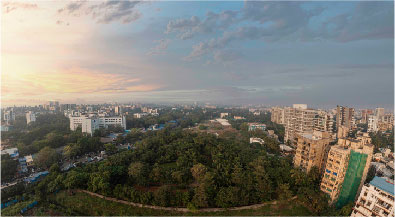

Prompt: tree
[
  {"left": 154, "top": 185, "right": 172, "bottom": 207},
  {"left": 277, "top": 183, "right": 292, "bottom": 201},
  {"left": 104, "top": 143, "right": 117, "bottom": 154},
  {"left": 190, "top": 163, "right": 207, "bottom": 183},
  {"left": 192, "top": 184, "right": 209, "bottom": 208},
  {"left": 1, "top": 155, "right": 18, "bottom": 182},
  {"left": 128, "top": 162, "right": 148, "bottom": 186},
  {"left": 215, "top": 186, "right": 240, "bottom": 208},
  {"left": 63, "top": 170, "right": 88, "bottom": 190},
  {"left": 35, "top": 147, "right": 60, "bottom": 169},
  {"left": 64, "top": 143, "right": 81, "bottom": 159},
  {"left": 365, "top": 166, "right": 376, "bottom": 184}
]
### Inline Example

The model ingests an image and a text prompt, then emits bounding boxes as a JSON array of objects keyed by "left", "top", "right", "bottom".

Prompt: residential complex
[
  {"left": 351, "top": 176, "right": 394, "bottom": 217},
  {"left": 270, "top": 107, "right": 285, "bottom": 124},
  {"left": 26, "top": 111, "right": 36, "bottom": 124},
  {"left": 69, "top": 115, "right": 126, "bottom": 135},
  {"left": 368, "top": 108, "right": 394, "bottom": 132},
  {"left": 320, "top": 145, "right": 351, "bottom": 201},
  {"left": 336, "top": 105, "right": 355, "bottom": 130},
  {"left": 284, "top": 105, "right": 317, "bottom": 142},
  {"left": 293, "top": 131, "right": 333, "bottom": 173},
  {"left": 271, "top": 105, "right": 336, "bottom": 142},
  {"left": 320, "top": 133, "right": 374, "bottom": 207}
]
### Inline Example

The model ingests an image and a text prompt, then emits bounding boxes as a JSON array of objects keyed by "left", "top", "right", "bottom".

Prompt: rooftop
[{"left": 370, "top": 176, "right": 394, "bottom": 195}]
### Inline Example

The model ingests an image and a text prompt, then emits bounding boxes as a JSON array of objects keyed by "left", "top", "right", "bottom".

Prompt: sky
[{"left": 2, "top": 1, "right": 394, "bottom": 109}]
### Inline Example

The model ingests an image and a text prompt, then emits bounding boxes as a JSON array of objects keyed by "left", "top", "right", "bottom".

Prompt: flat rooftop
[{"left": 370, "top": 176, "right": 394, "bottom": 195}]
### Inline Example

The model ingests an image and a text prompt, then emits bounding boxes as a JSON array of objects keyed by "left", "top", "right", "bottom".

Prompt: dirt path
[{"left": 76, "top": 189, "right": 297, "bottom": 213}]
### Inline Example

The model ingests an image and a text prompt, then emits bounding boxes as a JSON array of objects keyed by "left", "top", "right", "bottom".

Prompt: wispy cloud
[
  {"left": 58, "top": 0, "right": 143, "bottom": 24},
  {"left": 147, "top": 39, "right": 171, "bottom": 56}
]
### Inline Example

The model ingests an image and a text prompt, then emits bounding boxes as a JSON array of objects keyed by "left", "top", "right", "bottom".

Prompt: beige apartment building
[
  {"left": 271, "top": 105, "right": 336, "bottom": 142},
  {"left": 321, "top": 145, "right": 351, "bottom": 201},
  {"left": 284, "top": 106, "right": 317, "bottom": 142},
  {"left": 293, "top": 131, "right": 333, "bottom": 173},
  {"left": 314, "top": 110, "right": 335, "bottom": 133},
  {"left": 270, "top": 107, "right": 285, "bottom": 124},
  {"left": 320, "top": 134, "right": 374, "bottom": 204},
  {"left": 336, "top": 105, "right": 355, "bottom": 131}
]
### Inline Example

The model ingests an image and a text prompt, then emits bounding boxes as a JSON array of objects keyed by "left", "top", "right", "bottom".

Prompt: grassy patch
[{"left": 45, "top": 190, "right": 312, "bottom": 216}]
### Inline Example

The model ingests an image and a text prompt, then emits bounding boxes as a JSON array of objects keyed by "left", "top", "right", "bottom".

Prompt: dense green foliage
[
  {"left": 35, "top": 128, "right": 330, "bottom": 214},
  {"left": 370, "top": 130, "right": 394, "bottom": 152},
  {"left": 2, "top": 114, "right": 70, "bottom": 156},
  {"left": 1, "top": 155, "right": 18, "bottom": 182}
]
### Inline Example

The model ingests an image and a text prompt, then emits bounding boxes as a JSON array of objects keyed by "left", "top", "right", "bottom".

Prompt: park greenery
[{"left": 29, "top": 128, "right": 337, "bottom": 215}]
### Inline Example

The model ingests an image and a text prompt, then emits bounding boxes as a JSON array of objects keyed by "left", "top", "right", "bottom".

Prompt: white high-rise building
[
  {"left": 368, "top": 115, "right": 379, "bottom": 133},
  {"left": 26, "top": 111, "right": 36, "bottom": 124},
  {"left": 3, "top": 109, "right": 15, "bottom": 124}
]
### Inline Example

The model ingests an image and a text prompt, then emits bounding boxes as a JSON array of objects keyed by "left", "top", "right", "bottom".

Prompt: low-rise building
[
  {"left": 215, "top": 118, "right": 231, "bottom": 126},
  {"left": 25, "top": 155, "right": 34, "bottom": 167},
  {"left": 248, "top": 123, "right": 266, "bottom": 131},
  {"left": 351, "top": 176, "right": 394, "bottom": 217},
  {"left": 250, "top": 137, "right": 265, "bottom": 145},
  {"left": 1, "top": 148, "right": 19, "bottom": 158},
  {"left": 220, "top": 113, "right": 229, "bottom": 118},
  {"left": 69, "top": 115, "right": 126, "bottom": 135}
]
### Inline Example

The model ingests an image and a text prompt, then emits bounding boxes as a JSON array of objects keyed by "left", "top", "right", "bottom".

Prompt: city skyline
[{"left": 2, "top": 1, "right": 394, "bottom": 108}]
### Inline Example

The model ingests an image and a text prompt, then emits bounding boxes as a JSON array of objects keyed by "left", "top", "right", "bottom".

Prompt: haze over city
[{"left": 2, "top": 1, "right": 394, "bottom": 109}]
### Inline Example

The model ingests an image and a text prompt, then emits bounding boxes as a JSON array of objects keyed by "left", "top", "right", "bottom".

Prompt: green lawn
[{"left": 36, "top": 191, "right": 312, "bottom": 216}]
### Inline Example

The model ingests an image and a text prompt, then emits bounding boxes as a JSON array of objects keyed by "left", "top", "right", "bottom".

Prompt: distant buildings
[
  {"left": 234, "top": 116, "right": 245, "bottom": 120},
  {"left": 284, "top": 105, "right": 317, "bottom": 142},
  {"left": 271, "top": 107, "right": 285, "bottom": 124},
  {"left": 351, "top": 176, "right": 394, "bottom": 217},
  {"left": 320, "top": 133, "right": 374, "bottom": 207},
  {"left": 220, "top": 113, "right": 229, "bottom": 118},
  {"left": 368, "top": 115, "right": 379, "bottom": 133},
  {"left": 375, "top": 108, "right": 385, "bottom": 119},
  {"left": 26, "top": 111, "right": 36, "bottom": 124},
  {"left": 69, "top": 115, "right": 126, "bottom": 135},
  {"left": 134, "top": 113, "right": 148, "bottom": 118},
  {"left": 248, "top": 123, "right": 266, "bottom": 131},
  {"left": 367, "top": 108, "right": 393, "bottom": 133},
  {"left": 293, "top": 131, "right": 333, "bottom": 173},
  {"left": 271, "top": 104, "right": 336, "bottom": 142},
  {"left": 336, "top": 105, "right": 355, "bottom": 131},
  {"left": 215, "top": 118, "right": 231, "bottom": 126},
  {"left": 3, "top": 109, "right": 15, "bottom": 124},
  {"left": 361, "top": 109, "right": 374, "bottom": 124}
]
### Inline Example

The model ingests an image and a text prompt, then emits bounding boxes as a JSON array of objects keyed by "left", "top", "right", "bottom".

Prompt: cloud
[
  {"left": 176, "top": 1, "right": 393, "bottom": 62},
  {"left": 56, "top": 20, "right": 70, "bottom": 26},
  {"left": 166, "top": 10, "right": 239, "bottom": 40},
  {"left": 58, "top": 0, "right": 143, "bottom": 24},
  {"left": 147, "top": 39, "right": 171, "bottom": 56},
  {"left": 321, "top": 2, "right": 394, "bottom": 42},
  {"left": 2, "top": 1, "right": 38, "bottom": 14}
]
